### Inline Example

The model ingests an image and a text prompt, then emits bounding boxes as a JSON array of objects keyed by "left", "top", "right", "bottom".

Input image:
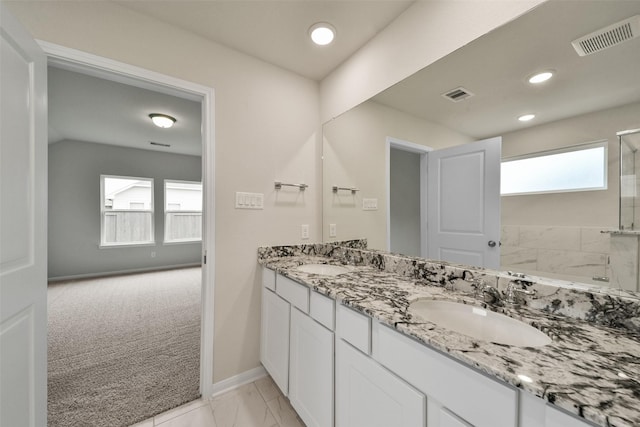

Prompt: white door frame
[
  {"left": 385, "top": 137, "right": 432, "bottom": 257},
  {"left": 39, "top": 42, "right": 216, "bottom": 396}
]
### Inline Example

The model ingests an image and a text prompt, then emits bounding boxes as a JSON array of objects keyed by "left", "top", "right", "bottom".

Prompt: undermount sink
[
  {"left": 408, "top": 299, "right": 551, "bottom": 347},
  {"left": 294, "top": 263, "right": 349, "bottom": 276}
]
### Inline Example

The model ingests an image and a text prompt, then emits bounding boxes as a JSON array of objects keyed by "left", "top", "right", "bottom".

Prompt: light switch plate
[
  {"left": 329, "top": 223, "right": 337, "bottom": 237},
  {"left": 301, "top": 224, "right": 310, "bottom": 239},
  {"left": 235, "top": 192, "right": 264, "bottom": 209},
  {"left": 363, "top": 198, "right": 378, "bottom": 211}
]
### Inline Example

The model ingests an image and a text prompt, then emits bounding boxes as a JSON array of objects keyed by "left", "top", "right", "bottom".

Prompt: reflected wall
[{"left": 322, "top": 100, "right": 471, "bottom": 249}]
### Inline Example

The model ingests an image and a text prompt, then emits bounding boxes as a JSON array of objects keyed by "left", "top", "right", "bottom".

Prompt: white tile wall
[
  {"left": 501, "top": 225, "right": 611, "bottom": 283},
  {"left": 518, "top": 226, "right": 581, "bottom": 251}
]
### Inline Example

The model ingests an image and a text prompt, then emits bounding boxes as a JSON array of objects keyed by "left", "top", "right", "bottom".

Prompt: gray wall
[
  {"left": 48, "top": 140, "right": 202, "bottom": 279},
  {"left": 390, "top": 148, "right": 421, "bottom": 257}
]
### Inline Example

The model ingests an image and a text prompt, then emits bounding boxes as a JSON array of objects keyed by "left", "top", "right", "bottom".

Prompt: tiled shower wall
[
  {"left": 501, "top": 225, "right": 612, "bottom": 284},
  {"left": 620, "top": 137, "right": 639, "bottom": 230}
]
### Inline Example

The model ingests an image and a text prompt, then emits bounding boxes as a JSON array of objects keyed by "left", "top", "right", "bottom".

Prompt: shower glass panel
[{"left": 619, "top": 130, "right": 640, "bottom": 230}]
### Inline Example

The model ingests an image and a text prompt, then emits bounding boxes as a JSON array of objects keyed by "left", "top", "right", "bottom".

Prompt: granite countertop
[{"left": 260, "top": 254, "right": 640, "bottom": 427}]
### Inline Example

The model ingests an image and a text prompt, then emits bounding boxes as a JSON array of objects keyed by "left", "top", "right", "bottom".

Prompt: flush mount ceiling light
[
  {"left": 309, "top": 22, "right": 336, "bottom": 46},
  {"left": 149, "top": 113, "right": 176, "bottom": 129},
  {"left": 528, "top": 71, "right": 554, "bottom": 84},
  {"left": 518, "top": 114, "right": 536, "bottom": 122}
]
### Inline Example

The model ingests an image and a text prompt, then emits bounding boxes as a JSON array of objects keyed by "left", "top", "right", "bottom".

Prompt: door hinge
[{"left": 203, "top": 250, "right": 207, "bottom": 265}]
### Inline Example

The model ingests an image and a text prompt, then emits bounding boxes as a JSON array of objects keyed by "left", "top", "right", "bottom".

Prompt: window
[
  {"left": 101, "top": 175, "right": 154, "bottom": 246},
  {"left": 501, "top": 141, "right": 607, "bottom": 196},
  {"left": 164, "top": 180, "right": 203, "bottom": 243}
]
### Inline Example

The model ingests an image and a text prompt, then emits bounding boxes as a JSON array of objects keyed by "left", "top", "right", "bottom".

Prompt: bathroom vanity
[{"left": 258, "top": 242, "right": 640, "bottom": 427}]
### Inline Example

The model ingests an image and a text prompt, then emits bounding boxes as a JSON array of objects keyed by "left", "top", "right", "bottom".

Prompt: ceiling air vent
[
  {"left": 572, "top": 15, "right": 640, "bottom": 56},
  {"left": 442, "top": 87, "right": 474, "bottom": 102}
]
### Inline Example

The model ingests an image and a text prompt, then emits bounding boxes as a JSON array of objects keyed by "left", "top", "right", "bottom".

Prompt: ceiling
[
  {"left": 115, "top": 0, "right": 414, "bottom": 81},
  {"left": 48, "top": 0, "right": 415, "bottom": 154},
  {"left": 371, "top": 0, "right": 640, "bottom": 139},
  {"left": 49, "top": 1, "right": 640, "bottom": 155},
  {"left": 48, "top": 66, "right": 203, "bottom": 156}
]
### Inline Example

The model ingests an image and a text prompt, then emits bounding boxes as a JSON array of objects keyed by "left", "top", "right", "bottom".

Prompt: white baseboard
[
  {"left": 209, "top": 366, "right": 267, "bottom": 398},
  {"left": 48, "top": 263, "right": 201, "bottom": 282}
]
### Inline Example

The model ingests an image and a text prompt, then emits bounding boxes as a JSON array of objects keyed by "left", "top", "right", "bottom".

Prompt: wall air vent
[
  {"left": 572, "top": 15, "right": 640, "bottom": 56},
  {"left": 442, "top": 87, "right": 474, "bottom": 102},
  {"left": 149, "top": 141, "right": 171, "bottom": 147}
]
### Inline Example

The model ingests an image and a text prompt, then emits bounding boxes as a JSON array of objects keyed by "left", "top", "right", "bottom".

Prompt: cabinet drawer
[
  {"left": 336, "top": 304, "right": 371, "bottom": 354},
  {"left": 372, "top": 322, "right": 517, "bottom": 427},
  {"left": 310, "top": 291, "right": 335, "bottom": 331},
  {"left": 276, "top": 274, "right": 309, "bottom": 313},
  {"left": 263, "top": 267, "right": 276, "bottom": 291}
]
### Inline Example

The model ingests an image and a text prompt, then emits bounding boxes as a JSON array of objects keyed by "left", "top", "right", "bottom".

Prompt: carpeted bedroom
[{"left": 47, "top": 267, "right": 201, "bottom": 426}]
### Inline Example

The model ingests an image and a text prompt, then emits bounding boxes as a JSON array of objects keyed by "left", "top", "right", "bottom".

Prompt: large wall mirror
[{"left": 322, "top": 0, "right": 640, "bottom": 297}]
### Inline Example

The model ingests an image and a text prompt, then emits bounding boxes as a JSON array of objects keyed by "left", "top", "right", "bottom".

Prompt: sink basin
[
  {"left": 294, "top": 264, "right": 349, "bottom": 276},
  {"left": 408, "top": 299, "right": 551, "bottom": 347}
]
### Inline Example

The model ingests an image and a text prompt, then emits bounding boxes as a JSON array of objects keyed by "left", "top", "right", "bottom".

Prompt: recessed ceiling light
[
  {"left": 149, "top": 113, "right": 176, "bottom": 129},
  {"left": 518, "top": 114, "right": 536, "bottom": 122},
  {"left": 309, "top": 23, "right": 335, "bottom": 46},
  {"left": 528, "top": 71, "right": 554, "bottom": 84}
]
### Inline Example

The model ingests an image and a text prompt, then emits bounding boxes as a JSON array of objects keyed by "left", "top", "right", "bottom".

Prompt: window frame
[
  {"left": 100, "top": 174, "right": 155, "bottom": 248},
  {"left": 163, "top": 179, "right": 203, "bottom": 244},
  {"left": 501, "top": 140, "right": 608, "bottom": 197}
]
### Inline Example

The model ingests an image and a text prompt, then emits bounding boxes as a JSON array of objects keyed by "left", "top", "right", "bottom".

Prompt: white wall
[
  {"left": 49, "top": 140, "right": 202, "bottom": 278},
  {"left": 320, "top": 0, "right": 546, "bottom": 122},
  {"left": 6, "top": 1, "right": 321, "bottom": 384}
]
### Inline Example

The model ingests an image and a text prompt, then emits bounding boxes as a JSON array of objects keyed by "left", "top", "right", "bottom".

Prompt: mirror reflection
[{"left": 322, "top": 0, "right": 640, "bottom": 297}]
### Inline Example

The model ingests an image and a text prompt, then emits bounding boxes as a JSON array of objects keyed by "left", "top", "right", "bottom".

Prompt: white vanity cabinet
[
  {"left": 260, "top": 268, "right": 334, "bottom": 427},
  {"left": 261, "top": 266, "right": 598, "bottom": 427},
  {"left": 334, "top": 303, "right": 516, "bottom": 427},
  {"left": 335, "top": 304, "right": 426, "bottom": 427},
  {"left": 372, "top": 320, "right": 518, "bottom": 427}
]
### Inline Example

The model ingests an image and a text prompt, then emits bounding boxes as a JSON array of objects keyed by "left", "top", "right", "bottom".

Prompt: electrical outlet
[
  {"left": 301, "top": 224, "right": 310, "bottom": 239},
  {"left": 329, "top": 223, "right": 337, "bottom": 238},
  {"left": 151, "top": 251, "right": 156, "bottom": 258}
]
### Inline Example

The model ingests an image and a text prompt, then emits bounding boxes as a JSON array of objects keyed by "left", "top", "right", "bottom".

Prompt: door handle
[{"left": 488, "top": 240, "right": 497, "bottom": 248}]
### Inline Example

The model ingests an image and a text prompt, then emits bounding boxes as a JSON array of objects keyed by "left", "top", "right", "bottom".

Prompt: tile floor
[{"left": 130, "top": 376, "right": 306, "bottom": 427}]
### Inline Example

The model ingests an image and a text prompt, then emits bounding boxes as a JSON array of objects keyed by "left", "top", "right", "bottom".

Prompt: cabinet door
[
  {"left": 289, "top": 308, "right": 334, "bottom": 427},
  {"left": 336, "top": 339, "right": 425, "bottom": 427},
  {"left": 260, "top": 288, "right": 290, "bottom": 395},
  {"left": 546, "top": 405, "right": 595, "bottom": 427}
]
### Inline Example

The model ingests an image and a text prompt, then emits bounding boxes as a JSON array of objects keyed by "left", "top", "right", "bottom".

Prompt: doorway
[
  {"left": 386, "top": 137, "right": 431, "bottom": 257},
  {"left": 41, "top": 41, "right": 215, "bottom": 413}
]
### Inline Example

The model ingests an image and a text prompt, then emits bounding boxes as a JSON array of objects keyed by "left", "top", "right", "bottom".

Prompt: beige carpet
[{"left": 47, "top": 267, "right": 201, "bottom": 427}]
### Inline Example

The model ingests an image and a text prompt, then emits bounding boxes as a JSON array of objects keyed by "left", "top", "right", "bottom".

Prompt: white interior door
[
  {"left": 427, "top": 137, "right": 501, "bottom": 269},
  {"left": 0, "top": 5, "right": 48, "bottom": 427}
]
